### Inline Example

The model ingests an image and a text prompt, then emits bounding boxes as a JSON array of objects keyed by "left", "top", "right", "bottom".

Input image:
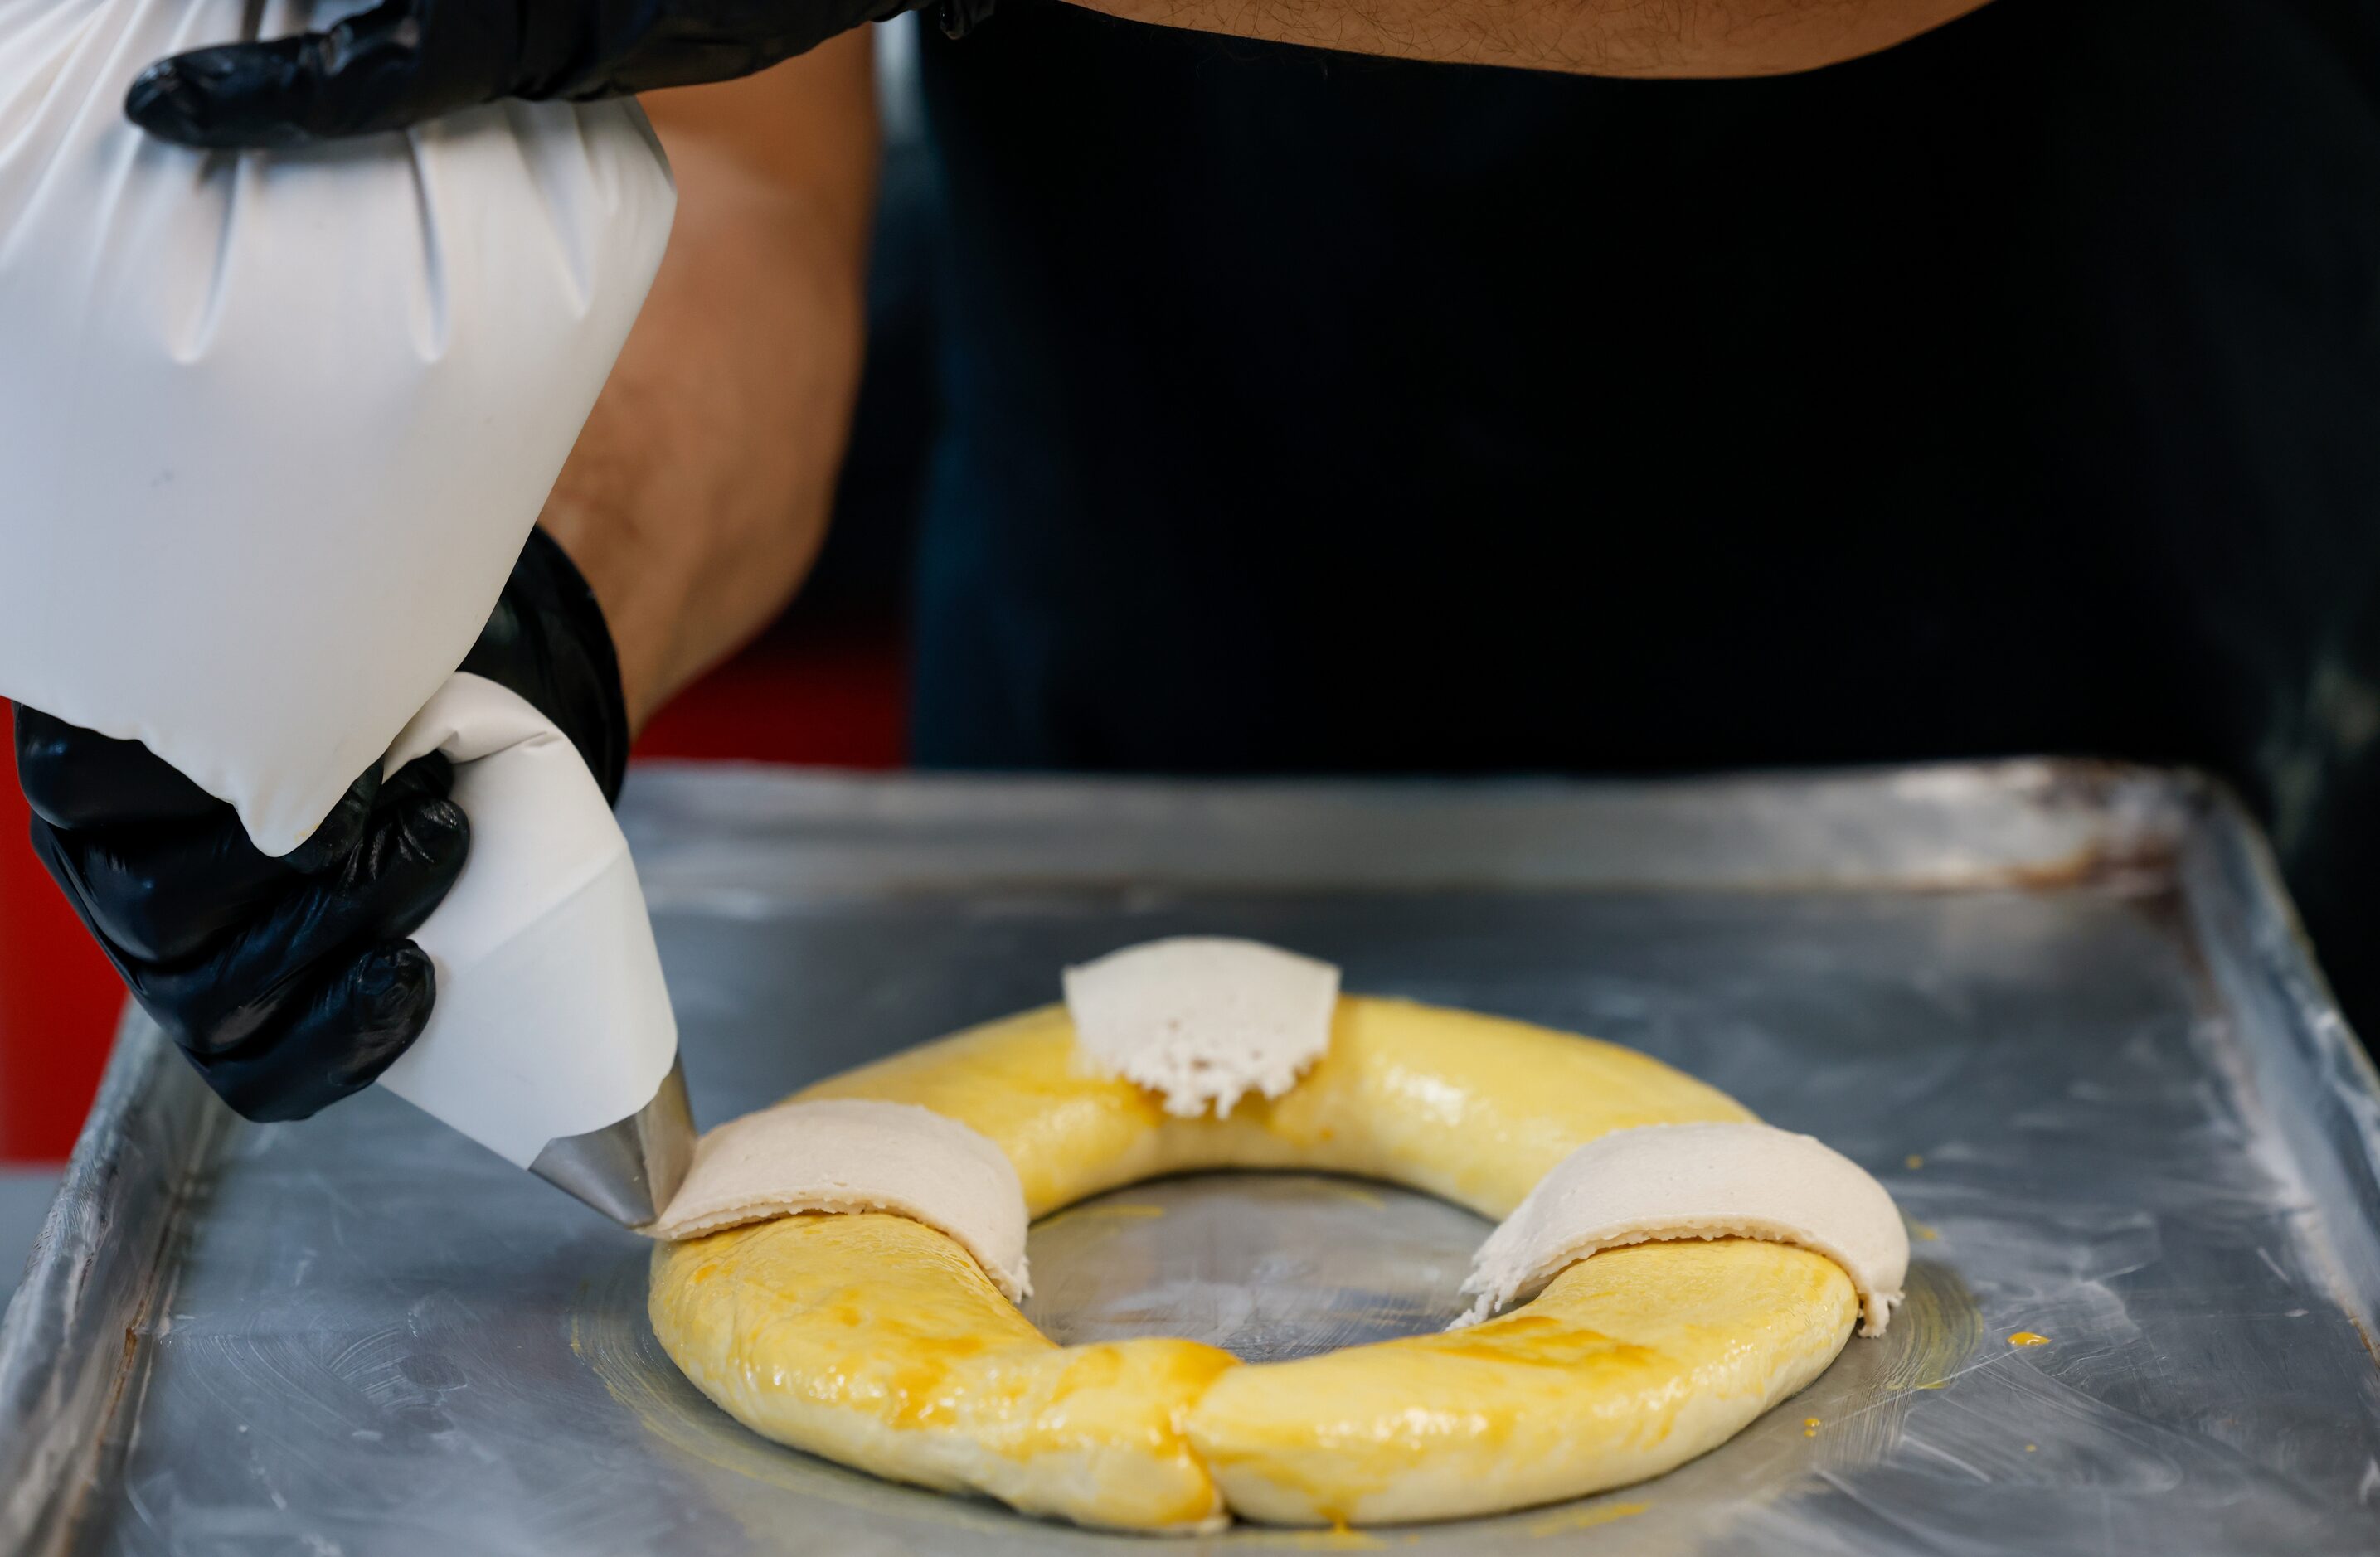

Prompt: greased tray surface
[{"left": 6, "top": 763, "right": 2378, "bottom": 1555}]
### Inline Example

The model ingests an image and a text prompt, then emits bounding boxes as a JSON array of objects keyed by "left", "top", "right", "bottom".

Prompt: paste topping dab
[
  {"left": 1459, "top": 1120, "right": 1909, "bottom": 1335},
  {"left": 1062, "top": 936, "right": 1340, "bottom": 1117},
  {"left": 646, "top": 1097, "right": 1031, "bottom": 1300}
]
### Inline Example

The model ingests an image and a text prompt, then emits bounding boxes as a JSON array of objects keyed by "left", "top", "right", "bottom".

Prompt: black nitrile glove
[
  {"left": 12, "top": 529, "right": 629, "bottom": 1123},
  {"left": 124, "top": 0, "right": 995, "bottom": 151},
  {"left": 459, "top": 526, "right": 634, "bottom": 808}
]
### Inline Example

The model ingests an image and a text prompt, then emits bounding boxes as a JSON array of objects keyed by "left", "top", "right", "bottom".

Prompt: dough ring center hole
[{"left": 1018, "top": 1171, "right": 1491, "bottom": 1364}]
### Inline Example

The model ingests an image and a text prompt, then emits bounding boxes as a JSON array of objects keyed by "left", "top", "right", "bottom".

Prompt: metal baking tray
[{"left": 6, "top": 761, "right": 2380, "bottom": 1555}]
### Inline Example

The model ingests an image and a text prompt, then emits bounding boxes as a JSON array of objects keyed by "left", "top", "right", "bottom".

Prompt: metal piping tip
[{"left": 528, "top": 1060, "right": 695, "bottom": 1228}]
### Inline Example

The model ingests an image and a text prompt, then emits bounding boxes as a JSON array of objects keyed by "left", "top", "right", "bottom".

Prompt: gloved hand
[
  {"left": 123, "top": 0, "right": 995, "bottom": 151},
  {"left": 12, "top": 528, "right": 629, "bottom": 1123}
]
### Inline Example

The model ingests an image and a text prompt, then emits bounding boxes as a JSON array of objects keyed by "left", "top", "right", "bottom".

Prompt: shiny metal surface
[
  {"left": 7, "top": 762, "right": 2380, "bottom": 1555},
  {"left": 0, "top": 1010, "right": 226, "bottom": 1554},
  {"left": 529, "top": 1060, "right": 697, "bottom": 1228}
]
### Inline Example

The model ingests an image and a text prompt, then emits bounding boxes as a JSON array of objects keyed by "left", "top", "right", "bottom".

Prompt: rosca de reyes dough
[{"left": 645, "top": 939, "right": 1908, "bottom": 1531}]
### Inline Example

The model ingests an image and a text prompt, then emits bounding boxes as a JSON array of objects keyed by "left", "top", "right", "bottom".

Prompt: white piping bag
[{"left": 0, "top": 0, "right": 691, "bottom": 1221}]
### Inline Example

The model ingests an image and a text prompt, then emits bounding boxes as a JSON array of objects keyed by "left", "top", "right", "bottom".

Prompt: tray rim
[{"left": 615, "top": 756, "right": 2193, "bottom": 901}]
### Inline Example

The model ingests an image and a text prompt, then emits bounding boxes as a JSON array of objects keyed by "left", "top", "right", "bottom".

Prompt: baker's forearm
[
  {"left": 1071, "top": 0, "right": 1989, "bottom": 76},
  {"left": 537, "top": 36, "right": 878, "bottom": 730}
]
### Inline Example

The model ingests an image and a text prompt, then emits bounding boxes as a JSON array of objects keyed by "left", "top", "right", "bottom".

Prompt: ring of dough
[{"left": 649, "top": 995, "right": 1868, "bottom": 1531}]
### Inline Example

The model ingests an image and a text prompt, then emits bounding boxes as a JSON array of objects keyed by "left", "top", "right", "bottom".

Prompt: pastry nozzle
[{"left": 528, "top": 1059, "right": 695, "bottom": 1227}]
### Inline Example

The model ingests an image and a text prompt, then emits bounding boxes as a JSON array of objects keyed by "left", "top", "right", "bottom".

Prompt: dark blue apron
[{"left": 909, "top": 0, "right": 2380, "bottom": 1008}]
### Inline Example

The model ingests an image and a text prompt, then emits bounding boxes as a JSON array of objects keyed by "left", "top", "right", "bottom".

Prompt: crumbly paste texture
[
  {"left": 648, "top": 993, "right": 1889, "bottom": 1530},
  {"left": 1061, "top": 936, "right": 1340, "bottom": 1117}
]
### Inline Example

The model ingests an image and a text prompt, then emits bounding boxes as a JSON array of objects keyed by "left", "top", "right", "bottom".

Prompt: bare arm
[
  {"left": 1072, "top": 0, "right": 1992, "bottom": 77},
  {"left": 537, "top": 34, "right": 879, "bottom": 730}
]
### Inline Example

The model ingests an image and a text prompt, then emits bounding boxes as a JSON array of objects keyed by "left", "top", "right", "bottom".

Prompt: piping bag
[{"left": 0, "top": 0, "right": 692, "bottom": 1224}]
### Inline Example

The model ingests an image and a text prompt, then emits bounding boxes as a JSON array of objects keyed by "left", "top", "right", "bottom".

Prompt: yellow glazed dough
[
  {"left": 651, "top": 1212, "right": 1235, "bottom": 1532},
  {"left": 648, "top": 996, "right": 1861, "bottom": 1530},
  {"left": 1189, "top": 1239, "right": 1856, "bottom": 1526},
  {"left": 797, "top": 995, "right": 1755, "bottom": 1220}
]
